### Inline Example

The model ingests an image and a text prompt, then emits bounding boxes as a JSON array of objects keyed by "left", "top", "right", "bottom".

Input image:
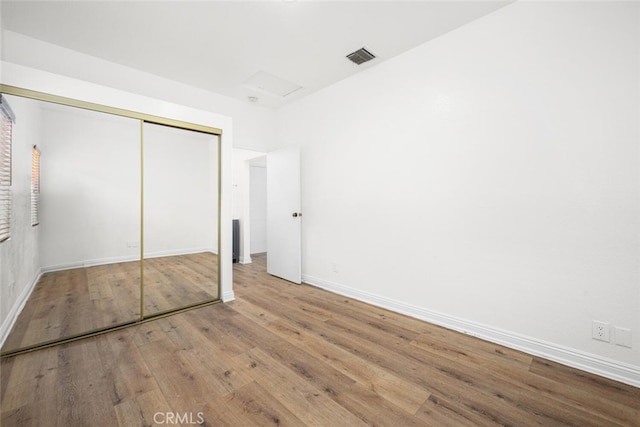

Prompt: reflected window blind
[
  {"left": 0, "top": 95, "right": 14, "bottom": 242},
  {"left": 31, "top": 145, "right": 41, "bottom": 226}
]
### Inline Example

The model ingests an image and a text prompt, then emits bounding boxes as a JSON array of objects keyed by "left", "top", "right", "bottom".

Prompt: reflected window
[
  {"left": 0, "top": 95, "right": 15, "bottom": 242},
  {"left": 31, "top": 145, "right": 40, "bottom": 226}
]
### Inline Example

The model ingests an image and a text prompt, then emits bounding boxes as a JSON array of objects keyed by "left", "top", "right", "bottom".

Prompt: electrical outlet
[
  {"left": 332, "top": 263, "right": 338, "bottom": 273},
  {"left": 126, "top": 240, "right": 139, "bottom": 249},
  {"left": 615, "top": 327, "right": 632, "bottom": 348},
  {"left": 592, "top": 320, "right": 610, "bottom": 342}
]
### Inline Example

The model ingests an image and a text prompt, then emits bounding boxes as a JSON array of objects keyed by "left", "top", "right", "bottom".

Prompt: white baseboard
[
  {"left": 42, "top": 248, "right": 218, "bottom": 273},
  {"left": 302, "top": 274, "right": 640, "bottom": 388},
  {"left": 144, "top": 247, "right": 218, "bottom": 260},
  {"left": 42, "top": 254, "right": 139, "bottom": 273},
  {"left": 0, "top": 270, "right": 42, "bottom": 349},
  {"left": 239, "top": 256, "right": 252, "bottom": 264},
  {"left": 221, "top": 290, "right": 235, "bottom": 302}
]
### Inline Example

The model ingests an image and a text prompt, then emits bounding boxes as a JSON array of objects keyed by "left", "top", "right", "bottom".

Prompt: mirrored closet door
[
  {"left": 0, "top": 88, "right": 221, "bottom": 356},
  {"left": 142, "top": 122, "right": 220, "bottom": 316},
  {"left": 1, "top": 94, "right": 141, "bottom": 352}
]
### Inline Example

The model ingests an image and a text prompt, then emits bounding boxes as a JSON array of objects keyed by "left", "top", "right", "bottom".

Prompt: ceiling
[{"left": 1, "top": 1, "right": 512, "bottom": 109}]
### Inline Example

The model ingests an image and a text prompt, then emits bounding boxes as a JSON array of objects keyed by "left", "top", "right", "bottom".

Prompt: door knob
[{"left": 292, "top": 212, "right": 302, "bottom": 217}]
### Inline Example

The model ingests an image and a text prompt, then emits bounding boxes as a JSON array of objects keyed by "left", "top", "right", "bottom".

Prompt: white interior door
[{"left": 267, "top": 145, "right": 301, "bottom": 283}]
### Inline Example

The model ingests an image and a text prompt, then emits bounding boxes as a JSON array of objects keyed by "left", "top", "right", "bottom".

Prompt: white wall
[
  {"left": 0, "top": 95, "right": 42, "bottom": 345},
  {"left": 39, "top": 104, "right": 140, "bottom": 270},
  {"left": 144, "top": 123, "right": 218, "bottom": 258},
  {"left": 275, "top": 1, "right": 640, "bottom": 385},
  {"left": 1, "top": 30, "right": 276, "bottom": 153},
  {"left": 250, "top": 165, "right": 267, "bottom": 254}
]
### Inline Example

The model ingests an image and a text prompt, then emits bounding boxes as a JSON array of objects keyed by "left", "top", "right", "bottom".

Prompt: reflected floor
[
  {"left": 2, "top": 252, "right": 219, "bottom": 353},
  {"left": 144, "top": 252, "right": 219, "bottom": 316}
]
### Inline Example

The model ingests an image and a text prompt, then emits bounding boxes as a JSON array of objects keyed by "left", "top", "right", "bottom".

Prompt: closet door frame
[{"left": 0, "top": 84, "right": 222, "bottom": 358}]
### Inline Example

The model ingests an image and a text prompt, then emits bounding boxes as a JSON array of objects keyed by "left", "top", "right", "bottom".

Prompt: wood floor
[
  {"left": 1, "top": 254, "right": 639, "bottom": 426},
  {"left": 1, "top": 252, "right": 218, "bottom": 353}
]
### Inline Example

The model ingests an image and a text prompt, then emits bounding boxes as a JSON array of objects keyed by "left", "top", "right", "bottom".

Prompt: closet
[{"left": 0, "top": 87, "right": 221, "bottom": 356}]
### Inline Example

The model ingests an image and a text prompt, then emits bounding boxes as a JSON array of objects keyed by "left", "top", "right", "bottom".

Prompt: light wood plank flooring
[
  {"left": 1, "top": 252, "right": 218, "bottom": 353},
  {"left": 1, "top": 254, "right": 639, "bottom": 426}
]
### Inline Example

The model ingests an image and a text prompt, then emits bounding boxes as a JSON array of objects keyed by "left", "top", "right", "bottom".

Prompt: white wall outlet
[
  {"left": 332, "top": 262, "right": 338, "bottom": 273},
  {"left": 615, "top": 327, "right": 632, "bottom": 348},
  {"left": 126, "top": 240, "right": 139, "bottom": 249},
  {"left": 592, "top": 320, "right": 610, "bottom": 342}
]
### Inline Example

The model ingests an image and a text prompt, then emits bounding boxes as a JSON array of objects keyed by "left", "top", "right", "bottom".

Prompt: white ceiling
[{"left": 1, "top": 1, "right": 512, "bottom": 109}]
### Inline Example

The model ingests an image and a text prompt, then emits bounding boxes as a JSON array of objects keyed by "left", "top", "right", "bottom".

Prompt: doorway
[
  {"left": 235, "top": 145, "right": 301, "bottom": 284},
  {"left": 249, "top": 156, "right": 267, "bottom": 257}
]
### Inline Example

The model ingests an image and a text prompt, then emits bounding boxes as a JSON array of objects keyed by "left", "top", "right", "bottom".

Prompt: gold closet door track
[
  {"left": 0, "top": 85, "right": 222, "bottom": 135},
  {"left": 1, "top": 300, "right": 220, "bottom": 358}
]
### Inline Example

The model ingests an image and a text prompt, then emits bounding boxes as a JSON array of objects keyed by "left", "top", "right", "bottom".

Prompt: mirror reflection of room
[
  {"left": 142, "top": 122, "right": 219, "bottom": 316},
  {"left": 1, "top": 94, "right": 141, "bottom": 352},
  {"left": 0, "top": 94, "right": 220, "bottom": 355}
]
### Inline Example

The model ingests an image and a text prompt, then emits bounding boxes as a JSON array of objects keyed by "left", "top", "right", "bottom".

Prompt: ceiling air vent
[{"left": 346, "top": 47, "right": 375, "bottom": 65}]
